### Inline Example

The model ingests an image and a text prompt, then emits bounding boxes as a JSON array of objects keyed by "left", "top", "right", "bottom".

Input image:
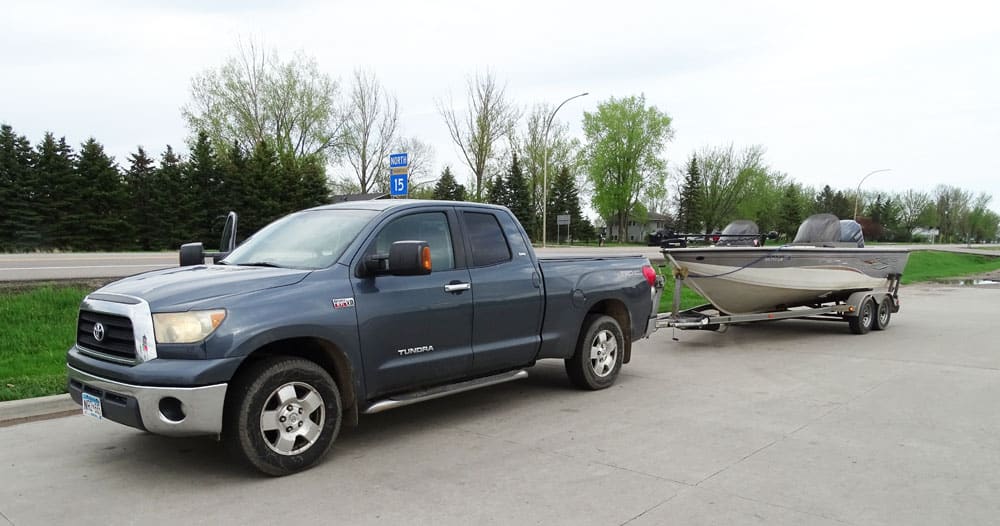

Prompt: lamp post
[
  {"left": 853, "top": 168, "right": 892, "bottom": 221},
  {"left": 542, "top": 92, "right": 588, "bottom": 247}
]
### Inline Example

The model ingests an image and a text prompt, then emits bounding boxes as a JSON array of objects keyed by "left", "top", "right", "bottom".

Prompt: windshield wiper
[{"left": 238, "top": 261, "right": 283, "bottom": 268}]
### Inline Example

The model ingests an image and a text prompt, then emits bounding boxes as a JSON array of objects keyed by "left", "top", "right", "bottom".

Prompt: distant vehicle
[{"left": 67, "top": 200, "right": 661, "bottom": 475}]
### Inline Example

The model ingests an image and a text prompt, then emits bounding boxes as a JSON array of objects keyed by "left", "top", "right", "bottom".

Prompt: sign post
[
  {"left": 389, "top": 153, "right": 409, "bottom": 197},
  {"left": 557, "top": 214, "right": 571, "bottom": 244}
]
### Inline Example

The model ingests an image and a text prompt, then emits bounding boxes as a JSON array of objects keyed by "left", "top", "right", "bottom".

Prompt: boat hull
[{"left": 663, "top": 246, "right": 909, "bottom": 314}]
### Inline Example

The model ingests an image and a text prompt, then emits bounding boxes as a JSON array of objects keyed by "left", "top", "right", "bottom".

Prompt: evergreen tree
[
  {"left": 677, "top": 154, "right": 702, "bottom": 232},
  {"left": 149, "top": 146, "right": 188, "bottom": 249},
  {"left": 186, "top": 132, "right": 222, "bottom": 244},
  {"left": 33, "top": 134, "right": 77, "bottom": 248},
  {"left": 432, "top": 166, "right": 466, "bottom": 201},
  {"left": 124, "top": 147, "right": 157, "bottom": 250},
  {"left": 505, "top": 153, "right": 534, "bottom": 238},
  {"left": 76, "top": 138, "right": 129, "bottom": 250},
  {"left": 219, "top": 142, "right": 250, "bottom": 243},
  {"left": 546, "top": 165, "right": 588, "bottom": 243},
  {"left": 0, "top": 125, "right": 39, "bottom": 250},
  {"left": 777, "top": 184, "right": 804, "bottom": 238},
  {"left": 486, "top": 171, "right": 508, "bottom": 207},
  {"left": 243, "top": 140, "right": 284, "bottom": 236}
]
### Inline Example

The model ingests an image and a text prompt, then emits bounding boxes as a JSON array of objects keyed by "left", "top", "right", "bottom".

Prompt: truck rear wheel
[
  {"left": 565, "top": 314, "right": 624, "bottom": 390},
  {"left": 224, "top": 357, "right": 342, "bottom": 476}
]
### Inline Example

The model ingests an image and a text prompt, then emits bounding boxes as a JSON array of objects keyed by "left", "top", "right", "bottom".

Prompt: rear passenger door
[{"left": 460, "top": 209, "right": 543, "bottom": 373}]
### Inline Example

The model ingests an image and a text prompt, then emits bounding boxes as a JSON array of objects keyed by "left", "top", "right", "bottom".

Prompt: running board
[{"left": 363, "top": 369, "right": 528, "bottom": 414}]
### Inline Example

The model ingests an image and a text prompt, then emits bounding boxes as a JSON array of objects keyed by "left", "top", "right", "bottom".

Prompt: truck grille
[{"left": 77, "top": 310, "right": 136, "bottom": 364}]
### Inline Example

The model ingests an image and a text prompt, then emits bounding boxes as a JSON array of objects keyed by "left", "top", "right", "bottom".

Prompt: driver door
[{"left": 351, "top": 208, "right": 474, "bottom": 397}]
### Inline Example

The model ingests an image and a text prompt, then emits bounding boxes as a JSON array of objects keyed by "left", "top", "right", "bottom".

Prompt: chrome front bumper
[{"left": 67, "top": 365, "right": 228, "bottom": 437}]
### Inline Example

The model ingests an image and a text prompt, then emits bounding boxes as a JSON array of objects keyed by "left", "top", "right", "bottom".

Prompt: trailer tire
[
  {"left": 565, "top": 314, "right": 624, "bottom": 390},
  {"left": 849, "top": 298, "right": 876, "bottom": 335},
  {"left": 873, "top": 297, "right": 892, "bottom": 330},
  {"left": 224, "top": 357, "right": 342, "bottom": 476}
]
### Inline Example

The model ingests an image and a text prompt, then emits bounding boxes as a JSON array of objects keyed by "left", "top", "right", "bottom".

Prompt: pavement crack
[
  {"left": 694, "top": 438, "right": 779, "bottom": 487},
  {"left": 722, "top": 490, "right": 859, "bottom": 526},
  {"left": 0, "top": 508, "right": 13, "bottom": 526},
  {"left": 618, "top": 487, "right": 687, "bottom": 526}
]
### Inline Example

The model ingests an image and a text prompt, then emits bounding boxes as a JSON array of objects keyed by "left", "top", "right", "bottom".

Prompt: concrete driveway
[{"left": 1, "top": 283, "right": 998, "bottom": 525}]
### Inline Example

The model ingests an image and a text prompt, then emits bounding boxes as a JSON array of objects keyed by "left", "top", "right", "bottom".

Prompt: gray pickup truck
[{"left": 67, "top": 200, "right": 661, "bottom": 475}]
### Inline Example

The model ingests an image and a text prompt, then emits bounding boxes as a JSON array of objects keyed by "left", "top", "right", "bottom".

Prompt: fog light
[{"left": 159, "top": 397, "right": 186, "bottom": 423}]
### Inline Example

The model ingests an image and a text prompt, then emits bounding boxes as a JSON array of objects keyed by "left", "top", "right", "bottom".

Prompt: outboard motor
[{"left": 839, "top": 219, "right": 865, "bottom": 247}]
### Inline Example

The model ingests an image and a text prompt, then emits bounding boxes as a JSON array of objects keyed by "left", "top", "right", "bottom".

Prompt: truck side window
[
  {"left": 372, "top": 212, "right": 455, "bottom": 270},
  {"left": 464, "top": 212, "right": 511, "bottom": 267}
]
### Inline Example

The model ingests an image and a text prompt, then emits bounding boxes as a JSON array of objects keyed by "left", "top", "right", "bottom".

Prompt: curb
[{"left": 0, "top": 394, "right": 79, "bottom": 427}]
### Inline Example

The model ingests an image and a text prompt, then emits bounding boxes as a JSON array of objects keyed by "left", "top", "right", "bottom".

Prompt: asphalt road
[
  {"left": 2, "top": 283, "right": 999, "bottom": 525},
  {"left": 2, "top": 244, "right": 998, "bottom": 282}
]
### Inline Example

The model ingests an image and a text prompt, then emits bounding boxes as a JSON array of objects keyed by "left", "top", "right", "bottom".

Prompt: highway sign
[
  {"left": 389, "top": 153, "right": 408, "bottom": 168},
  {"left": 390, "top": 173, "right": 408, "bottom": 196}
]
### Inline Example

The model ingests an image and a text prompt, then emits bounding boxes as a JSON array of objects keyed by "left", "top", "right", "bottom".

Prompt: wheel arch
[
  {"left": 585, "top": 299, "right": 632, "bottom": 363},
  {"left": 228, "top": 337, "right": 359, "bottom": 427}
]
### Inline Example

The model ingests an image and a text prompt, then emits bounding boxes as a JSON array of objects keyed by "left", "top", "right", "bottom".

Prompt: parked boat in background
[{"left": 661, "top": 214, "right": 910, "bottom": 315}]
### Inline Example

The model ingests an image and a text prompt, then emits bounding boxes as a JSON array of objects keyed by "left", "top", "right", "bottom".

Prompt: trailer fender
[{"left": 845, "top": 291, "right": 877, "bottom": 317}]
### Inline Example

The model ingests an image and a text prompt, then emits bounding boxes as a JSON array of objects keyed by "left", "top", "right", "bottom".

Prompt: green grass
[
  {"left": 0, "top": 286, "right": 87, "bottom": 401},
  {"left": 900, "top": 250, "right": 1000, "bottom": 284},
  {"left": 655, "top": 264, "right": 708, "bottom": 313}
]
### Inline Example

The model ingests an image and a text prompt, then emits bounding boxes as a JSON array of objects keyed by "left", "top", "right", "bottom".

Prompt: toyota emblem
[{"left": 93, "top": 322, "right": 105, "bottom": 342}]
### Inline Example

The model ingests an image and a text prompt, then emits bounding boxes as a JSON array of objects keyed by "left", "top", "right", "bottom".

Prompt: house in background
[{"left": 606, "top": 212, "right": 671, "bottom": 242}]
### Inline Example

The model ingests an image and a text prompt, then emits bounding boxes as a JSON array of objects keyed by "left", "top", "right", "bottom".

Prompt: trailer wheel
[
  {"left": 565, "top": 314, "right": 624, "bottom": 390},
  {"left": 873, "top": 297, "right": 892, "bottom": 330},
  {"left": 224, "top": 357, "right": 342, "bottom": 476},
  {"left": 849, "top": 298, "right": 876, "bottom": 335}
]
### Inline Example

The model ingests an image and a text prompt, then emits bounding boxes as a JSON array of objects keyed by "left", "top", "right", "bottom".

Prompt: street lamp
[
  {"left": 853, "top": 168, "right": 892, "bottom": 221},
  {"left": 542, "top": 92, "right": 588, "bottom": 247}
]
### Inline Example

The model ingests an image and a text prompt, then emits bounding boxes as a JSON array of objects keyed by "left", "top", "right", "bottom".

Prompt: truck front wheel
[
  {"left": 224, "top": 357, "right": 342, "bottom": 476},
  {"left": 565, "top": 314, "right": 624, "bottom": 390}
]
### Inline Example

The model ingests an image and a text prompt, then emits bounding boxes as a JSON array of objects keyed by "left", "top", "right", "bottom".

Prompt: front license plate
[{"left": 81, "top": 392, "right": 103, "bottom": 420}]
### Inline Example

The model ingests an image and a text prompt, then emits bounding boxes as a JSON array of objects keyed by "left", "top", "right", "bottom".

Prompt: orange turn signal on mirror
[{"left": 421, "top": 246, "right": 432, "bottom": 271}]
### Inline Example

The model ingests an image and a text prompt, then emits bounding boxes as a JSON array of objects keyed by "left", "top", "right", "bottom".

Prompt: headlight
[{"left": 152, "top": 310, "right": 227, "bottom": 344}]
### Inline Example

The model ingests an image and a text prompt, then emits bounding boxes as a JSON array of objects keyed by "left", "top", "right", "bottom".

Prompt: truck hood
[{"left": 96, "top": 264, "right": 311, "bottom": 310}]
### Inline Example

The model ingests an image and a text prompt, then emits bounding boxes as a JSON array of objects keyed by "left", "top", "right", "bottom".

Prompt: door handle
[{"left": 444, "top": 282, "right": 471, "bottom": 293}]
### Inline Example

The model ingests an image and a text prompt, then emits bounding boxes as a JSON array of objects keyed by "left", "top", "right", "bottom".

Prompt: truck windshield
[{"left": 223, "top": 209, "right": 377, "bottom": 269}]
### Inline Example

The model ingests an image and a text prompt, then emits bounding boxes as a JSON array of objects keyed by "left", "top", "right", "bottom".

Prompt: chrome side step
[{"left": 363, "top": 369, "right": 528, "bottom": 414}]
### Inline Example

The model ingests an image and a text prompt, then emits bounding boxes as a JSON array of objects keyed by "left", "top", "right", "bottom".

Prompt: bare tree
[
  {"left": 437, "top": 71, "right": 519, "bottom": 200},
  {"left": 183, "top": 38, "right": 343, "bottom": 162},
  {"left": 341, "top": 69, "right": 399, "bottom": 194},
  {"left": 697, "top": 144, "right": 768, "bottom": 233},
  {"left": 519, "top": 104, "right": 582, "bottom": 223},
  {"left": 897, "top": 189, "right": 931, "bottom": 230}
]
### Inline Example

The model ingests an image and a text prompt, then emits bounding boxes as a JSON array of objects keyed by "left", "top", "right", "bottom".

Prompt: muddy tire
[{"left": 224, "top": 357, "right": 342, "bottom": 476}]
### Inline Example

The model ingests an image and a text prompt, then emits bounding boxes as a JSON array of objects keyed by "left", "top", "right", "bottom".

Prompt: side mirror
[
  {"left": 179, "top": 242, "right": 205, "bottom": 267},
  {"left": 388, "top": 240, "right": 432, "bottom": 276},
  {"left": 220, "top": 211, "right": 238, "bottom": 252}
]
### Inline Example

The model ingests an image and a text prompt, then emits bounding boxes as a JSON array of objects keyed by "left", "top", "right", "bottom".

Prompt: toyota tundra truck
[{"left": 67, "top": 199, "right": 662, "bottom": 475}]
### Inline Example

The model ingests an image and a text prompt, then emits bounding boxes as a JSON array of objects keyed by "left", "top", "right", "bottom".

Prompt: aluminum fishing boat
[{"left": 661, "top": 214, "right": 910, "bottom": 315}]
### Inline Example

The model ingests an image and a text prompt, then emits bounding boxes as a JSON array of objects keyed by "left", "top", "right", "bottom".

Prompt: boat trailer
[{"left": 655, "top": 266, "right": 903, "bottom": 335}]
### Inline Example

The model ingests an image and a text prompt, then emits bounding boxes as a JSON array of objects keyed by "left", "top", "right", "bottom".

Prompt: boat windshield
[
  {"left": 222, "top": 209, "right": 377, "bottom": 269},
  {"left": 717, "top": 220, "right": 760, "bottom": 246}
]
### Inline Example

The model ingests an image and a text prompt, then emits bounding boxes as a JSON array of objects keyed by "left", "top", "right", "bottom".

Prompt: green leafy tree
[
  {"left": 0, "top": 125, "right": 39, "bottom": 250},
  {"left": 124, "top": 147, "right": 157, "bottom": 250},
  {"left": 676, "top": 154, "right": 702, "bottom": 232},
  {"left": 696, "top": 144, "right": 766, "bottom": 233},
  {"left": 519, "top": 104, "right": 581, "bottom": 239},
  {"left": 776, "top": 183, "right": 805, "bottom": 238},
  {"left": 432, "top": 166, "right": 466, "bottom": 201},
  {"left": 183, "top": 40, "right": 343, "bottom": 164},
  {"left": 583, "top": 95, "right": 673, "bottom": 242},
  {"left": 76, "top": 138, "right": 129, "bottom": 250}
]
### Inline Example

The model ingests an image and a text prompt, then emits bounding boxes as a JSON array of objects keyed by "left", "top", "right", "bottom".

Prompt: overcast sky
[{"left": 3, "top": 0, "right": 999, "bottom": 213}]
